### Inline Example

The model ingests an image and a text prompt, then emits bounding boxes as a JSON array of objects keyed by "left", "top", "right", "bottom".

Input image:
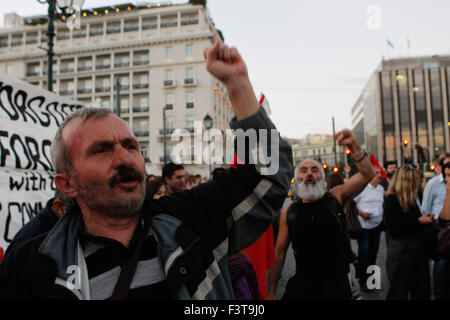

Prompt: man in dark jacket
[
  {"left": 0, "top": 41, "right": 293, "bottom": 300},
  {"left": 5, "top": 190, "right": 74, "bottom": 254}
]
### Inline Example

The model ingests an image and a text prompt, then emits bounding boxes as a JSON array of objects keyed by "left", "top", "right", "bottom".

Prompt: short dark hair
[
  {"left": 162, "top": 162, "right": 185, "bottom": 179},
  {"left": 326, "top": 172, "right": 344, "bottom": 191},
  {"left": 145, "top": 179, "right": 164, "bottom": 199},
  {"left": 438, "top": 153, "right": 450, "bottom": 167},
  {"left": 385, "top": 161, "right": 397, "bottom": 168}
]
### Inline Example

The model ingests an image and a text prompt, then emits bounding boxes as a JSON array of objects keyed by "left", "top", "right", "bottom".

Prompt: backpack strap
[
  {"left": 286, "top": 200, "right": 300, "bottom": 256},
  {"left": 286, "top": 193, "right": 356, "bottom": 263},
  {"left": 322, "top": 192, "right": 356, "bottom": 263}
]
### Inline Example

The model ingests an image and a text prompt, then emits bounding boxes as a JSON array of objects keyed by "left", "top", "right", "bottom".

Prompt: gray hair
[
  {"left": 51, "top": 107, "right": 113, "bottom": 174},
  {"left": 294, "top": 158, "right": 325, "bottom": 185}
]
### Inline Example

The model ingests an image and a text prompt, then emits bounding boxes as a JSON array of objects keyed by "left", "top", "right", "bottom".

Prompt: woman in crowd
[
  {"left": 326, "top": 172, "right": 361, "bottom": 300},
  {"left": 384, "top": 164, "right": 434, "bottom": 300},
  {"left": 145, "top": 179, "right": 167, "bottom": 200}
]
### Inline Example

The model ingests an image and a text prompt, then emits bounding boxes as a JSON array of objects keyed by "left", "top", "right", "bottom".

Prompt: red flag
[
  {"left": 229, "top": 152, "right": 275, "bottom": 299},
  {"left": 369, "top": 153, "right": 388, "bottom": 179}
]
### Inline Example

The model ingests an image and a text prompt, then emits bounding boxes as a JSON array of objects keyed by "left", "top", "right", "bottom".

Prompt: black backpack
[{"left": 286, "top": 192, "right": 357, "bottom": 263}]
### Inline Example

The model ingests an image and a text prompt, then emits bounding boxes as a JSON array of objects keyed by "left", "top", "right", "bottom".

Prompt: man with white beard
[{"left": 267, "top": 129, "right": 375, "bottom": 300}]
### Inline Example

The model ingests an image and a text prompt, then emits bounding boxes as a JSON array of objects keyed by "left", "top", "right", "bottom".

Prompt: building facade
[
  {"left": 291, "top": 134, "right": 345, "bottom": 169},
  {"left": 0, "top": 2, "right": 234, "bottom": 177},
  {"left": 351, "top": 55, "right": 450, "bottom": 168}
]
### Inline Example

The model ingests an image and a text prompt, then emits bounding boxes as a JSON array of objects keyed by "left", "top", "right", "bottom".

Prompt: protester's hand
[
  {"left": 418, "top": 213, "right": 434, "bottom": 224},
  {"left": 203, "top": 40, "right": 248, "bottom": 86},
  {"left": 358, "top": 210, "right": 371, "bottom": 220},
  {"left": 334, "top": 129, "right": 360, "bottom": 153}
]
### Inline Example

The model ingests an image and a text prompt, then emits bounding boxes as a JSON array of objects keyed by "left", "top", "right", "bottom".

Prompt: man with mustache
[
  {"left": 267, "top": 129, "right": 375, "bottom": 300},
  {"left": 0, "top": 41, "right": 293, "bottom": 300}
]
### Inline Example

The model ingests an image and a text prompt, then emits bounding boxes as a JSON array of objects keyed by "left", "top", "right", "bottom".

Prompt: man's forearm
[
  {"left": 225, "top": 76, "right": 259, "bottom": 121},
  {"left": 352, "top": 148, "right": 375, "bottom": 181},
  {"left": 267, "top": 256, "right": 285, "bottom": 295}
]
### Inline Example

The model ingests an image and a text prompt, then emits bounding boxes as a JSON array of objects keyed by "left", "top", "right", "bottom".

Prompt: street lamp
[
  {"left": 163, "top": 105, "right": 167, "bottom": 165},
  {"left": 37, "top": 0, "right": 84, "bottom": 91},
  {"left": 203, "top": 113, "right": 213, "bottom": 179}
]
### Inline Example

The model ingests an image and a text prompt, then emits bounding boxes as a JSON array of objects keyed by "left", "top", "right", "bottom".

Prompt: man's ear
[{"left": 54, "top": 173, "right": 78, "bottom": 198}]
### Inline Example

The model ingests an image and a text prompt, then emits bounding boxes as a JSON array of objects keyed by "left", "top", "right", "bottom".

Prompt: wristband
[{"left": 353, "top": 151, "right": 368, "bottom": 163}]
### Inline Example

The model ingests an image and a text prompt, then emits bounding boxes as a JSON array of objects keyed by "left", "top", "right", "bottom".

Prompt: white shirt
[{"left": 354, "top": 183, "right": 385, "bottom": 230}]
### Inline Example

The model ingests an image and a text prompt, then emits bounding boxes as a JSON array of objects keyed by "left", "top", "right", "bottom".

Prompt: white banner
[{"left": 0, "top": 75, "right": 85, "bottom": 250}]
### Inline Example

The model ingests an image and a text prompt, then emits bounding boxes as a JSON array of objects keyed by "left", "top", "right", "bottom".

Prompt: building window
[
  {"left": 186, "top": 91, "right": 194, "bottom": 109},
  {"left": 165, "top": 46, "right": 174, "bottom": 59},
  {"left": 165, "top": 92, "right": 174, "bottom": 109},
  {"left": 186, "top": 115, "right": 194, "bottom": 131},
  {"left": 186, "top": 44, "right": 194, "bottom": 57},
  {"left": 185, "top": 67, "right": 194, "bottom": 83}
]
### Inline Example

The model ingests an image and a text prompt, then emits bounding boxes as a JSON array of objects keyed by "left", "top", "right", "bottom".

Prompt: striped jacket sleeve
[{"left": 168, "top": 107, "right": 293, "bottom": 256}]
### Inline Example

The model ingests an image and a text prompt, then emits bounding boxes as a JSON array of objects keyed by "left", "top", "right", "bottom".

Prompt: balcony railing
[
  {"left": 134, "top": 59, "right": 149, "bottom": 66},
  {"left": 60, "top": 67, "right": 75, "bottom": 73},
  {"left": 164, "top": 104, "right": 173, "bottom": 110},
  {"left": 124, "top": 25, "right": 139, "bottom": 32},
  {"left": 163, "top": 80, "right": 175, "bottom": 87},
  {"left": 96, "top": 63, "right": 110, "bottom": 69},
  {"left": 117, "top": 84, "right": 130, "bottom": 90},
  {"left": 10, "top": 40, "right": 23, "bottom": 46},
  {"left": 132, "top": 106, "right": 149, "bottom": 113},
  {"left": 134, "top": 130, "right": 149, "bottom": 137},
  {"left": 25, "top": 38, "right": 39, "bottom": 44},
  {"left": 114, "top": 61, "right": 130, "bottom": 68},
  {"left": 77, "top": 88, "right": 92, "bottom": 94},
  {"left": 56, "top": 34, "right": 70, "bottom": 40},
  {"left": 26, "top": 71, "right": 40, "bottom": 76},
  {"left": 184, "top": 78, "right": 196, "bottom": 86},
  {"left": 89, "top": 29, "right": 103, "bottom": 36},
  {"left": 186, "top": 102, "right": 194, "bottom": 109},
  {"left": 142, "top": 23, "right": 157, "bottom": 30},
  {"left": 78, "top": 65, "right": 93, "bottom": 71},
  {"left": 106, "top": 27, "right": 121, "bottom": 34},
  {"left": 73, "top": 31, "right": 87, "bottom": 38},
  {"left": 181, "top": 19, "right": 198, "bottom": 25},
  {"left": 133, "top": 83, "right": 149, "bottom": 89},
  {"left": 60, "top": 90, "right": 75, "bottom": 95},
  {"left": 160, "top": 21, "right": 177, "bottom": 28},
  {"left": 95, "top": 86, "right": 111, "bottom": 92},
  {"left": 159, "top": 128, "right": 175, "bottom": 135}
]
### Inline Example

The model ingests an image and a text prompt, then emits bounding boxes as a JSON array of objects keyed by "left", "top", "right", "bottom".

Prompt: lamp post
[
  {"left": 37, "top": 0, "right": 83, "bottom": 91},
  {"left": 163, "top": 105, "right": 167, "bottom": 165},
  {"left": 203, "top": 113, "right": 213, "bottom": 179}
]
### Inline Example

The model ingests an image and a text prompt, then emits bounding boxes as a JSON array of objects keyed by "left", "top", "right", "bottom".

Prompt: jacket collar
[{"left": 37, "top": 204, "right": 82, "bottom": 281}]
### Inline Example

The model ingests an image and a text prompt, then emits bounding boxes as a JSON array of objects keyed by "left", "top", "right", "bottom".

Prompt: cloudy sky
[{"left": 1, "top": 0, "right": 449, "bottom": 139}]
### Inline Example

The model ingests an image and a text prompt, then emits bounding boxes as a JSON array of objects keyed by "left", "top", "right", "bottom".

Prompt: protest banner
[{"left": 0, "top": 75, "right": 85, "bottom": 250}]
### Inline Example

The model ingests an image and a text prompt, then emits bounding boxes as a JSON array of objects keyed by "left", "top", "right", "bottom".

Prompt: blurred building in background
[
  {"left": 0, "top": 1, "right": 234, "bottom": 177},
  {"left": 351, "top": 55, "right": 450, "bottom": 170}
]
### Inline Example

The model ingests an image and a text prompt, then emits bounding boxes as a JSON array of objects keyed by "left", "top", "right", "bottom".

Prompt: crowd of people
[
  {"left": 268, "top": 152, "right": 450, "bottom": 300},
  {"left": 0, "top": 39, "right": 449, "bottom": 301}
]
